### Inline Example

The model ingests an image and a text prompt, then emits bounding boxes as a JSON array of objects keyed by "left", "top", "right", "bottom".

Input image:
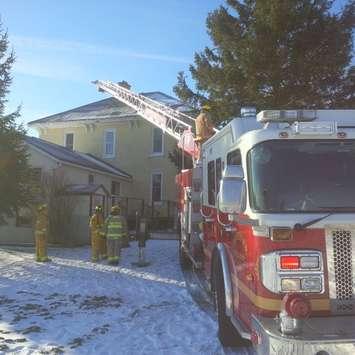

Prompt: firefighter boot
[{"left": 36, "top": 234, "right": 51, "bottom": 262}]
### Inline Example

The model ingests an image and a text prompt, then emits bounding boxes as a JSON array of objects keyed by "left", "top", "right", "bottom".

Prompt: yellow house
[{"left": 28, "top": 92, "right": 185, "bottom": 227}]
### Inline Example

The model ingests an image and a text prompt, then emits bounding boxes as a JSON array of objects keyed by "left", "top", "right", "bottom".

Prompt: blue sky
[{"left": 1, "top": 0, "right": 349, "bottom": 135}]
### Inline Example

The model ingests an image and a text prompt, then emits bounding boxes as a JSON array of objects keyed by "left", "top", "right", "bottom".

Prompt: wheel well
[
  {"left": 210, "top": 248, "right": 219, "bottom": 293},
  {"left": 211, "top": 244, "right": 233, "bottom": 316}
]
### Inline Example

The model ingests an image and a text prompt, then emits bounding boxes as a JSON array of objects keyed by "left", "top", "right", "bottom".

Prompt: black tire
[
  {"left": 177, "top": 218, "right": 191, "bottom": 269},
  {"left": 213, "top": 257, "right": 246, "bottom": 347},
  {"left": 179, "top": 235, "right": 191, "bottom": 269}
]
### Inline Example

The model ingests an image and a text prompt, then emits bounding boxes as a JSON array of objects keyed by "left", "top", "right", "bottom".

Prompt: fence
[{"left": 111, "top": 196, "right": 178, "bottom": 231}]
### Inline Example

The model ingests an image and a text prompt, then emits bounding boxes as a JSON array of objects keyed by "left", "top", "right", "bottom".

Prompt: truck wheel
[
  {"left": 213, "top": 258, "right": 246, "bottom": 347},
  {"left": 177, "top": 219, "right": 191, "bottom": 269},
  {"left": 179, "top": 236, "right": 191, "bottom": 269}
]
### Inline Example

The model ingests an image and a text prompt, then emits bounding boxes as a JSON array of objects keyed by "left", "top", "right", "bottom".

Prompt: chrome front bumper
[{"left": 252, "top": 315, "right": 355, "bottom": 355}]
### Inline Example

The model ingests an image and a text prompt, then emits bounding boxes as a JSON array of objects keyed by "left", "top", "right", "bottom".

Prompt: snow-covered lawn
[{"left": 0, "top": 240, "right": 250, "bottom": 354}]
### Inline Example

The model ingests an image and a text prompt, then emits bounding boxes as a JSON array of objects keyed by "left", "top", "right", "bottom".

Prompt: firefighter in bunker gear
[
  {"left": 195, "top": 105, "right": 215, "bottom": 159},
  {"left": 195, "top": 105, "right": 214, "bottom": 143},
  {"left": 89, "top": 205, "right": 105, "bottom": 262},
  {"left": 35, "top": 204, "right": 50, "bottom": 262},
  {"left": 97, "top": 206, "right": 107, "bottom": 259},
  {"left": 105, "top": 205, "right": 127, "bottom": 265}
]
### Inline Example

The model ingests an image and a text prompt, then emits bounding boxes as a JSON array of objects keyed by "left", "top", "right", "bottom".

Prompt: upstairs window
[
  {"left": 152, "top": 128, "right": 163, "bottom": 155},
  {"left": 104, "top": 129, "right": 116, "bottom": 158},
  {"left": 88, "top": 174, "right": 94, "bottom": 184},
  {"left": 65, "top": 133, "right": 74, "bottom": 150},
  {"left": 152, "top": 172, "right": 162, "bottom": 202}
]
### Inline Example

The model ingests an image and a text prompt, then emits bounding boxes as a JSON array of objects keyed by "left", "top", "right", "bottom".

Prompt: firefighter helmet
[
  {"left": 37, "top": 204, "right": 47, "bottom": 212},
  {"left": 111, "top": 205, "right": 120, "bottom": 214}
]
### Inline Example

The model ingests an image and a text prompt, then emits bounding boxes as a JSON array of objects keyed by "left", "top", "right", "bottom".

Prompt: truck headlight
[
  {"left": 281, "top": 278, "right": 301, "bottom": 292},
  {"left": 260, "top": 251, "right": 324, "bottom": 294},
  {"left": 301, "top": 277, "right": 322, "bottom": 292}
]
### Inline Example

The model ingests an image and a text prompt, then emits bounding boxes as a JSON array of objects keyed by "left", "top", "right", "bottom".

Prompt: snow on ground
[{"left": 0, "top": 240, "right": 251, "bottom": 355}]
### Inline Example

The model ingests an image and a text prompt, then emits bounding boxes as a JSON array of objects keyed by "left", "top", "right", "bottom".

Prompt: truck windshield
[{"left": 248, "top": 140, "right": 355, "bottom": 213}]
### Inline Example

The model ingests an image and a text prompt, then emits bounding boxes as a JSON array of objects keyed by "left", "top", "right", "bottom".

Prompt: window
[
  {"left": 152, "top": 128, "right": 163, "bottom": 155},
  {"left": 207, "top": 160, "right": 215, "bottom": 205},
  {"left": 248, "top": 140, "right": 355, "bottom": 213},
  {"left": 111, "top": 181, "right": 120, "bottom": 195},
  {"left": 31, "top": 168, "right": 42, "bottom": 195},
  {"left": 216, "top": 158, "right": 222, "bottom": 195},
  {"left": 104, "top": 129, "right": 116, "bottom": 158},
  {"left": 65, "top": 133, "right": 74, "bottom": 150},
  {"left": 16, "top": 207, "right": 33, "bottom": 227},
  {"left": 227, "top": 149, "right": 242, "bottom": 165},
  {"left": 88, "top": 174, "right": 94, "bottom": 184},
  {"left": 111, "top": 181, "right": 121, "bottom": 205},
  {"left": 152, "top": 173, "right": 162, "bottom": 202}
]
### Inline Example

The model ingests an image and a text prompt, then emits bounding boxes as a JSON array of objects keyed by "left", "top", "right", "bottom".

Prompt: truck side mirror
[{"left": 218, "top": 165, "right": 246, "bottom": 214}]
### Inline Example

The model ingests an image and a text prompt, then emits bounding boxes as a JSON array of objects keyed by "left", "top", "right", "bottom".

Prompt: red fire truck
[
  {"left": 94, "top": 81, "right": 355, "bottom": 354},
  {"left": 177, "top": 108, "right": 355, "bottom": 354}
]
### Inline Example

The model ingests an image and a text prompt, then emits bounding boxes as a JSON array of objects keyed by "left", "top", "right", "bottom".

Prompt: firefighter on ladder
[
  {"left": 195, "top": 105, "right": 215, "bottom": 159},
  {"left": 35, "top": 204, "right": 51, "bottom": 262},
  {"left": 105, "top": 205, "right": 127, "bottom": 265},
  {"left": 89, "top": 205, "right": 105, "bottom": 262}
]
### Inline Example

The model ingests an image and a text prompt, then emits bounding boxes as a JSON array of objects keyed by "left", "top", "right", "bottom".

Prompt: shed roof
[
  {"left": 26, "top": 136, "right": 132, "bottom": 180},
  {"left": 63, "top": 184, "right": 109, "bottom": 195}
]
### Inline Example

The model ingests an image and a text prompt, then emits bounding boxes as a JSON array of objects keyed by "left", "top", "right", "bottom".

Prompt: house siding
[{"left": 39, "top": 118, "right": 178, "bottom": 204}]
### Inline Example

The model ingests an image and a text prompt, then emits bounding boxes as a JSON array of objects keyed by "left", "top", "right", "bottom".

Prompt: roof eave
[
  {"left": 28, "top": 114, "right": 140, "bottom": 128},
  {"left": 27, "top": 141, "right": 132, "bottom": 182}
]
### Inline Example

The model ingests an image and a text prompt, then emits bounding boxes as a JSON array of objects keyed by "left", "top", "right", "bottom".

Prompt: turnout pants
[
  {"left": 99, "top": 233, "right": 107, "bottom": 259},
  {"left": 35, "top": 232, "right": 49, "bottom": 262},
  {"left": 107, "top": 237, "right": 121, "bottom": 264},
  {"left": 91, "top": 231, "right": 100, "bottom": 261}
]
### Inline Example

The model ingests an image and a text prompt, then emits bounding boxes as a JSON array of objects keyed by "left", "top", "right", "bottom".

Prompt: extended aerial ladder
[
  {"left": 93, "top": 80, "right": 195, "bottom": 156},
  {"left": 93, "top": 80, "right": 218, "bottom": 158}
]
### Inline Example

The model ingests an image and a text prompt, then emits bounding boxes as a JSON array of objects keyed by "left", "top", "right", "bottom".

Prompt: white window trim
[
  {"left": 103, "top": 128, "right": 117, "bottom": 159},
  {"left": 150, "top": 127, "right": 164, "bottom": 157},
  {"left": 151, "top": 171, "right": 163, "bottom": 205},
  {"left": 64, "top": 132, "right": 74, "bottom": 150}
]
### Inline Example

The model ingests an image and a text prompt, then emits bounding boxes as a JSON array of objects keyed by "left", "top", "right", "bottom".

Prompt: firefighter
[
  {"left": 35, "top": 204, "right": 50, "bottom": 262},
  {"left": 195, "top": 105, "right": 215, "bottom": 159},
  {"left": 89, "top": 205, "right": 104, "bottom": 262},
  {"left": 105, "top": 205, "right": 127, "bottom": 265},
  {"left": 195, "top": 105, "right": 214, "bottom": 143}
]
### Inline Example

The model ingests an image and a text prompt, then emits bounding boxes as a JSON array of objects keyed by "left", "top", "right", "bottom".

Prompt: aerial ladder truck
[{"left": 94, "top": 80, "right": 355, "bottom": 355}]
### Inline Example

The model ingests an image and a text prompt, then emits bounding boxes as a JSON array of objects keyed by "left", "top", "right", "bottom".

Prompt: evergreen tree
[
  {"left": 0, "top": 22, "right": 33, "bottom": 223},
  {"left": 174, "top": 0, "right": 355, "bottom": 124}
]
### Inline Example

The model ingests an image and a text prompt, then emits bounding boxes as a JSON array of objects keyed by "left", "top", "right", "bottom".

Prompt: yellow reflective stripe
[{"left": 237, "top": 280, "right": 330, "bottom": 312}]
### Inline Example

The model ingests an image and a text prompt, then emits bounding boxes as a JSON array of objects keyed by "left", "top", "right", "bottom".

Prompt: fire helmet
[
  {"left": 111, "top": 205, "right": 120, "bottom": 214},
  {"left": 37, "top": 204, "right": 47, "bottom": 212}
]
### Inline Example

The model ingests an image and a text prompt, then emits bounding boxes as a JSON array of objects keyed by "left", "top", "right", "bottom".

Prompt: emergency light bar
[{"left": 257, "top": 110, "right": 317, "bottom": 123}]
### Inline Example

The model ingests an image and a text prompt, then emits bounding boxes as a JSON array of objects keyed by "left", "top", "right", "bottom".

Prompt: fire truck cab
[{"left": 178, "top": 109, "right": 355, "bottom": 354}]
